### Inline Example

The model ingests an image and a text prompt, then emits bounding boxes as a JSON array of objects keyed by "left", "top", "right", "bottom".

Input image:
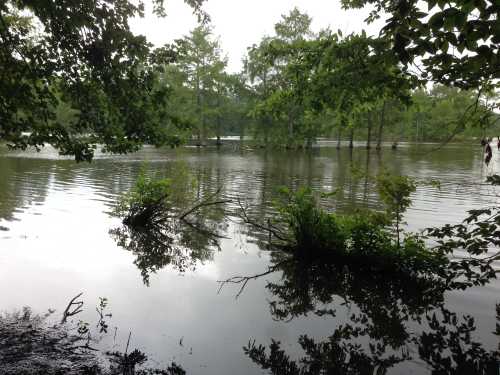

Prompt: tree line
[{"left": 1, "top": 1, "right": 498, "bottom": 160}]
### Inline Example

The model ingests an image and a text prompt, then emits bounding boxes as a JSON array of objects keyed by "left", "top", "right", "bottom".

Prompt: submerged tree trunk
[
  {"left": 287, "top": 111, "right": 294, "bottom": 149},
  {"left": 336, "top": 126, "right": 342, "bottom": 149},
  {"left": 216, "top": 97, "right": 222, "bottom": 147},
  {"left": 240, "top": 122, "right": 245, "bottom": 149},
  {"left": 349, "top": 128, "right": 354, "bottom": 149},
  {"left": 366, "top": 112, "right": 373, "bottom": 149},
  {"left": 376, "top": 101, "right": 386, "bottom": 150}
]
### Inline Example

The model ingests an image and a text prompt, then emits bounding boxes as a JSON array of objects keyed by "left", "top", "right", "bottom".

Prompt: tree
[
  {"left": 341, "top": 0, "right": 499, "bottom": 91},
  {"left": 0, "top": 0, "right": 204, "bottom": 161},
  {"left": 300, "top": 33, "right": 414, "bottom": 148},
  {"left": 245, "top": 8, "right": 317, "bottom": 148},
  {"left": 173, "top": 24, "right": 227, "bottom": 146}
]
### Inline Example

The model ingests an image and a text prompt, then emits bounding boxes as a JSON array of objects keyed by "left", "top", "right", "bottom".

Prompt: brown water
[{"left": 0, "top": 142, "right": 498, "bottom": 374}]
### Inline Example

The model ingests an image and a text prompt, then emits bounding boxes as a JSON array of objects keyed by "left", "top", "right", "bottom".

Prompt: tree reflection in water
[
  {"left": 239, "top": 255, "right": 499, "bottom": 374},
  {"left": 110, "top": 190, "right": 228, "bottom": 286}
]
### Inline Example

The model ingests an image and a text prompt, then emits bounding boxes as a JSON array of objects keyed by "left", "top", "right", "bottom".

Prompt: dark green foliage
[
  {"left": 341, "top": 0, "right": 499, "bottom": 90},
  {"left": 275, "top": 187, "right": 346, "bottom": 253},
  {"left": 0, "top": 1, "right": 202, "bottom": 161},
  {"left": 272, "top": 184, "right": 447, "bottom": 276}
]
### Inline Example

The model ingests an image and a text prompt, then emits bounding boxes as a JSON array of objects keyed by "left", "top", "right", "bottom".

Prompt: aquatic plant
[
  {"left": 229, "top": 172, "right": 499, "bottom": 299},
  {"left": 114, "top": 165, "right": 183, "bottom": 227},
  {"left": 274, "top": 187, "right": 347, "bottom": 254}
]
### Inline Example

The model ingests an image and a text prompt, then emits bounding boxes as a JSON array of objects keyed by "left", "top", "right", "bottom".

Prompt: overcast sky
[{"left": 130, "top": 0, "right": 383, "bottom": 72}]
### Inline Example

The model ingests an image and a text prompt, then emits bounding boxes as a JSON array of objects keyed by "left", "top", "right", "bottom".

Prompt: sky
[{"left": 130, "top": 0, "right": 383, "bottom": 73}]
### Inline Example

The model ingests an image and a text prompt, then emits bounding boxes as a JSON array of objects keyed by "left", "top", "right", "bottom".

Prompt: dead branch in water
[
  {"left": 178, "top": 186, "right": 230, "bottom": 220},
  {"left": 179, "top": 199, "right": 232, "bottom": 221},
  {"left": 237, "top": 198, "right": 289, "bottom": 243},
  {"left": 61, "top": 293, "right": 84, "bottom": 324}
]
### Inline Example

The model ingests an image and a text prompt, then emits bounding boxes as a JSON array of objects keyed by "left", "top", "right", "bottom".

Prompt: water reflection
[
  {"left": 109, "top": 218, "right": 223, "bottom": 286},
  {"left": 109, "top": 165, "right": 229, "bottom": 285},
  {"left": 243, "top": 254, "right": 499, "bottom": 374},
  {"left": 245, "top": 304, "right": 499, "bottom": 374}
]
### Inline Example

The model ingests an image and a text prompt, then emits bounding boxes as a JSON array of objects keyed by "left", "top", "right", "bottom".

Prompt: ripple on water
[{"left": 0, "top": 144, "right": 498, "bottom": 375}]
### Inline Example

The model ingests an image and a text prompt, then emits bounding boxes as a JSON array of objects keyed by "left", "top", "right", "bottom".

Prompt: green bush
[
  {"left": 114, "top": 167, "right": 172, "bottom": 227},
  {"left": 276, "top": 188, "right": 346, "bottom": 254},
  {"left": 273, "top": 187, "right": 448, "bottom": 276},
  {"left": 341, "top": 212, "right": 391, "bottom": 257}
]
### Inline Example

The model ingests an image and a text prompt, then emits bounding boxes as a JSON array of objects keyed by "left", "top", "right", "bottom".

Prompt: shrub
[
  {"left": 275, "top": 188, "right": 346, "bottom": 255},
  {"left": 114, "top": 167, "right": 172, "bottom": 227},
  {"left": 273, "top": 187, "right": 448, "bottom": 276}
]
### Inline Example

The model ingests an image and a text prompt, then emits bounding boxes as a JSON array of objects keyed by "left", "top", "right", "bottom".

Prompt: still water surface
[{"left": 0, "top": 143, "right": 498, "bottom": 374}]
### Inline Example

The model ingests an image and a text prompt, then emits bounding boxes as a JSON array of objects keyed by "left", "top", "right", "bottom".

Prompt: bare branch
[
  {"left": 61, "top": 293, "right": 84, "bottom": 324},
  {"left": 237, "top": 198, "right": 289, "bottom": 242},
  {"left": 178, "top": 199, "right": 231, "bottom": 221}
]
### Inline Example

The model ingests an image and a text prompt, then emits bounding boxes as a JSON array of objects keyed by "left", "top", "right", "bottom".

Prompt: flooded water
[{"left": 0, "top": 142, "right": 498, "bottom": 374}]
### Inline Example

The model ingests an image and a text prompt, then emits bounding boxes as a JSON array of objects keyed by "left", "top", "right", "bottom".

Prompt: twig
[{"left": 181, "top": 218, "right": 230, "bottom": 239}]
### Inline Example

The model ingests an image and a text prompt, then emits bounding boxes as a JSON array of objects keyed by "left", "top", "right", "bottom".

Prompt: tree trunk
[
  {"left": 287, "top": 111, "right": 294, "bottom": 149},
  {"left": 349, "top": 128, "right": 354, "bottom": 149},
  {"left": 336, "top": 126, "right": 342, "bottom": 149},
  {"left": 366, "top": 112, "right": 373, "bottom": 149},
  {"left": 240, "top": 123, "right": 245, "bottom": 149},
  {"left": 376, "top": 101, "right": 386, "bottom": 150},
  {"left": 306, "top": 137, "right": 313, "bottom": 149},
  {"left": 215, "top": 95, "right": 222, "bottom": 147},
  {"left": 195, "top": 75, "right": 205, "bottom": 147}
]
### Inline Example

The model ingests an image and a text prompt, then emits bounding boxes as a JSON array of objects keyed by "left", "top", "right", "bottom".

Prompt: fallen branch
[
  {"left": 179, "top": 199, "right": 232, "bottom": 221},
  {"left": 237, "top": 198, "right": 289, "bottom": 243},
  {"left": 61, "top": 293, "right": 84, "bottom": 324}
]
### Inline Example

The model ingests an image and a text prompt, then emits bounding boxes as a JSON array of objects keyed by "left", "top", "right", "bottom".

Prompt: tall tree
[
  {"left": 174, "top": 24, "right": 227, "bottom": 146},
  {"left": 245, "top": 8, "right": 317, "bottom": 148}
]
